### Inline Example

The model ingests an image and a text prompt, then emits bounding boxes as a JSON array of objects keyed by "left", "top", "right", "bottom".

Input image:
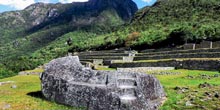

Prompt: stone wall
[
  {"left": 79, "top": 53, "right": 129, "bottom": 56},
  {"left": 117, "top": 67, "right": 175, "bottom": 73},
  {"left": 137, "top": 48, "right": 220, "bottom": 56},
  {"left": 196, "top": 41, "right": 212, "bottom": 49},
  {"left": 177, "top": 60, "right": 220, "bottom": 71},
  {"left": 182, "top": 41, "right": 220, "bottom": 50},
  {"left": 141, "top": 48, "right": 181, "bottom": 53},
  {"left": 79, "top": 49, "right": 125, "bottom": 54},
  {"left": 110, "top": 60, "right": 177, "bottom": 68},
  {"left": 183, "top": 44, "right": 195, "bottom": 50},
  {"left": 79, "top": 56, "right": 123, "bottom": 60},
  {"left": 110, "top": 60, "right": 220, "bottom": 71},
  {"left": 134, "top": 52, "right": 220, "bottom": 61},
  {"left": 213, "top": 41, "right": 220, "bottom": 48},
  {"left": 122, "top": 56, "right": 134, "bottom": 62}
]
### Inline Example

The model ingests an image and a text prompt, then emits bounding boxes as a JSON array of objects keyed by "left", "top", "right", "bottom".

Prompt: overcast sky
[{"left": 0, "top": 0, "right": 157, "bottom": 13}]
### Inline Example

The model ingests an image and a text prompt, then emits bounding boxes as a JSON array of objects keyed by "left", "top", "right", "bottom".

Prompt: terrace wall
[
  {"left": 136, "top": 48, "right": 220, "bottom": 56},
  {"left": 134, "top": 52, "right": 220, "bottom": 60},
  {"left": 183, "top": 44, "right": 195, "bottom": 50},
  {"left": 213, "top": 41, "right": 220, "bottom": 48},
  {"left": 196, "top": 41, "right": 212, "bottom": 49},
  {"left": 110, "top": 60, "right": 220, "bottom": 71}
]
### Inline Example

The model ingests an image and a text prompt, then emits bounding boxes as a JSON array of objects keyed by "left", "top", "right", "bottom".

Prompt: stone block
[
  {"left": 183, "top": 43, "right": 195, "bottom": 50},
  {"left": 41, "top": 56, "right": 166, "bottom": 110},
  {"left": 196, "top": 41, "right": 212, "bottom": 49},
  {"left": 213, "top": 41, "right": 220, "bottom": 48},
  {"left": 93, "top": 59, "right": 103, "bottom": 65},
  {"left": 123, "top": 57, "right": 134, "bottom": 62}
]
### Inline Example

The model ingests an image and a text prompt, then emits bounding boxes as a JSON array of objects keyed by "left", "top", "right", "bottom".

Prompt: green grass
[
  {"left": 24, "top": 68, "right": 44, "bottom": 73},
  {"left": 0, "top": 75, "right": 85, "bottom": 110},
  {"left": 0, "top": 70, "right": 220, "bottom": 109},
  {"left": 95, "top": 66, "right": 116, "bottom": 71},
  {"left": 156, "top": 69, "right": 220, "bottom": 110}
]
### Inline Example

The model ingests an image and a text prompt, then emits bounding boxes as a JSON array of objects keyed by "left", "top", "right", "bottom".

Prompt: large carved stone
[{"left": 40, "top": 56, "right": 166, "bottom": 110}]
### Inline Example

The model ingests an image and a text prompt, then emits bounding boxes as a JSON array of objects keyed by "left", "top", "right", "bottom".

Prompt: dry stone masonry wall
[
  {"left": 183, "top": 41, "right": 220, "bottom": 50},
  {"left": 117, "top": 67, "right": 175, "bottom": 73},
  {"left": 110, "top": 60, "right": 220, "bottom": 71}
]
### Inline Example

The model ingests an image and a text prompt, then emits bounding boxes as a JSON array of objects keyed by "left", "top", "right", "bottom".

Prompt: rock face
[{"left": 41, "top": 56, "right": 166, "bottom": 110}]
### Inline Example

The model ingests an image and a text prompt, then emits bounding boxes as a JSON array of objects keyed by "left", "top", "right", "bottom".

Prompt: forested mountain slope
[{"left": 1, "top": 0, "right": 220, "bottom": 78}]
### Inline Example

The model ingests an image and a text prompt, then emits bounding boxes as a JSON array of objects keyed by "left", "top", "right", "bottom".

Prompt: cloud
[
  {"left": 59, "top": 0, "right": 89, "bottom": 3},
  {"left": 142, "top": 0, "right": 154, "bottom": 3},
  {"left": 0, "top": 0, "right": 35, "bottom": 9},
  {"left": 37, "top": 0, "right": 51, "bottom": 3}
]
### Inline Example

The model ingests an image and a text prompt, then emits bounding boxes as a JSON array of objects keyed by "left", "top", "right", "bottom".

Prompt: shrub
[
  {"left": 0, "top": 67, "right": 16, "bottom": 79},
  {"left": 125, "top": 32, "right": 140, "bottom": 48}
]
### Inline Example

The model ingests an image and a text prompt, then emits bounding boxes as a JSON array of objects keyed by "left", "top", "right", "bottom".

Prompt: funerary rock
[{"left": 41, "top": 56, "right": 166, "bottom": 110}]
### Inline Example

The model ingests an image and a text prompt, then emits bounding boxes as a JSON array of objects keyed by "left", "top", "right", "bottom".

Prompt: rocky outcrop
[
  {"left": 77, "top": 0, "right": 138, "bottom": 21},
  {"left": 40, "top": 56, "right": 166, "bottom": 110}
]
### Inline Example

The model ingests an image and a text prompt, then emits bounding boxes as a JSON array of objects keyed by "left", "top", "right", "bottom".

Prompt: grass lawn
[
  {"left": 0, "top": 69, "right": 219, "bottom": 110},
  {"left": 0, "top": 75, "right": 84, "bottom": 110},
  {"left": 157, "top": 70, "right": 220, "bottom": 110}
]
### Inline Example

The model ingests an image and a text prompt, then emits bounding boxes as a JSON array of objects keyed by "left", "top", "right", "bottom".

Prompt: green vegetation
[
  {"left": 95, "top": 66, "right": 116, "bottom": 71},
  {"left": 1, "top": 0, "right": 220, "bottom": 79},
  {"left": 127, "top": 0, "right": 220, "bottom": 48},
  {"left": 24, "top": 68, "right": 44, "bottom": 73},
  {"left": 0, "top": 67, "right": 16, "bottom": 79},
  {"left": 0, "top": 0, "right": 132, "bottom": 78},
  {"left": 1, "top": 0, "right": 220, "bottom": 109},
  {"left": 125, "top": 32, "right": 141, "bottom": 48}
]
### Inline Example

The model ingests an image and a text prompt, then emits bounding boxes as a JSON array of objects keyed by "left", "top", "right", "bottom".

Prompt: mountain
[
  {"left": 0, "top": 0, "right": 137, "bottom": 72},
  {"left": 0, "top": 0, "right": 137, "bottom": 45},
  {"left": 127, "top": 0, "right": 220, "bottom": 48},
  {"left": 0, "top": 0, "right": 137, "bottom": 29},
  {"left": 2, "top": 0, "right": 220, "bottom": 78}
]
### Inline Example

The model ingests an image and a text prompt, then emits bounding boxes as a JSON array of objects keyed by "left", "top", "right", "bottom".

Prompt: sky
[{"left": 0, "top": 0, "right": 157, "bottom": 13}]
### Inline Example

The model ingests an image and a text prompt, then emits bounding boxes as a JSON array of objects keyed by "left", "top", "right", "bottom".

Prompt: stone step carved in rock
[
  {"left": 117, "top": 79, "right": 137, "bottom": 86},
  {"left": 118, "top": 85, "right": 137, "bottom": 89},
  {"left": 120, "top": 95, "right": 137, "bottom": 102},
  {"left": 116, "top": 72, "right": 138, "bottom": 103},
  {"left": 117, "top": 72, "right": 137, "bottom": 79},
  {"left": 118, "top": 88, "right": 137, "bottom": 96}
]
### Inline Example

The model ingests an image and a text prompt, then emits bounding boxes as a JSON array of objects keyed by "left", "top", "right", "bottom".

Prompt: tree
[{"left": 125, "top": 32, "right": 140, "bottom": 49}]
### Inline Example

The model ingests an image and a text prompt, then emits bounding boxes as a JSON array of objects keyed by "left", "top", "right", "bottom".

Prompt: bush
[
  {"left": 125, "top": 32, "right": 140, "bottom": 48},
  {"left": 0, "top": 67, "right": 16, "bottom": 79},
  {"left": 4, "top": 56, "right": 42, "bottom": 72}
]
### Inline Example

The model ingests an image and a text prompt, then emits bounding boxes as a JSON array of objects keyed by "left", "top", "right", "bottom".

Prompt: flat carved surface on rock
[{"left": 40, "top": 56, "right": 166, "bottom": 110}]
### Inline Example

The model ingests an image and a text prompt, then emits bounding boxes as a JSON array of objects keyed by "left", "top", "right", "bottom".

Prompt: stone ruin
[
  {"left": 183, "top": 41, "right": 220, "bottom": 50},
  {"left": 40, "top": 56, "right": 166, "bottom": 110}
]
